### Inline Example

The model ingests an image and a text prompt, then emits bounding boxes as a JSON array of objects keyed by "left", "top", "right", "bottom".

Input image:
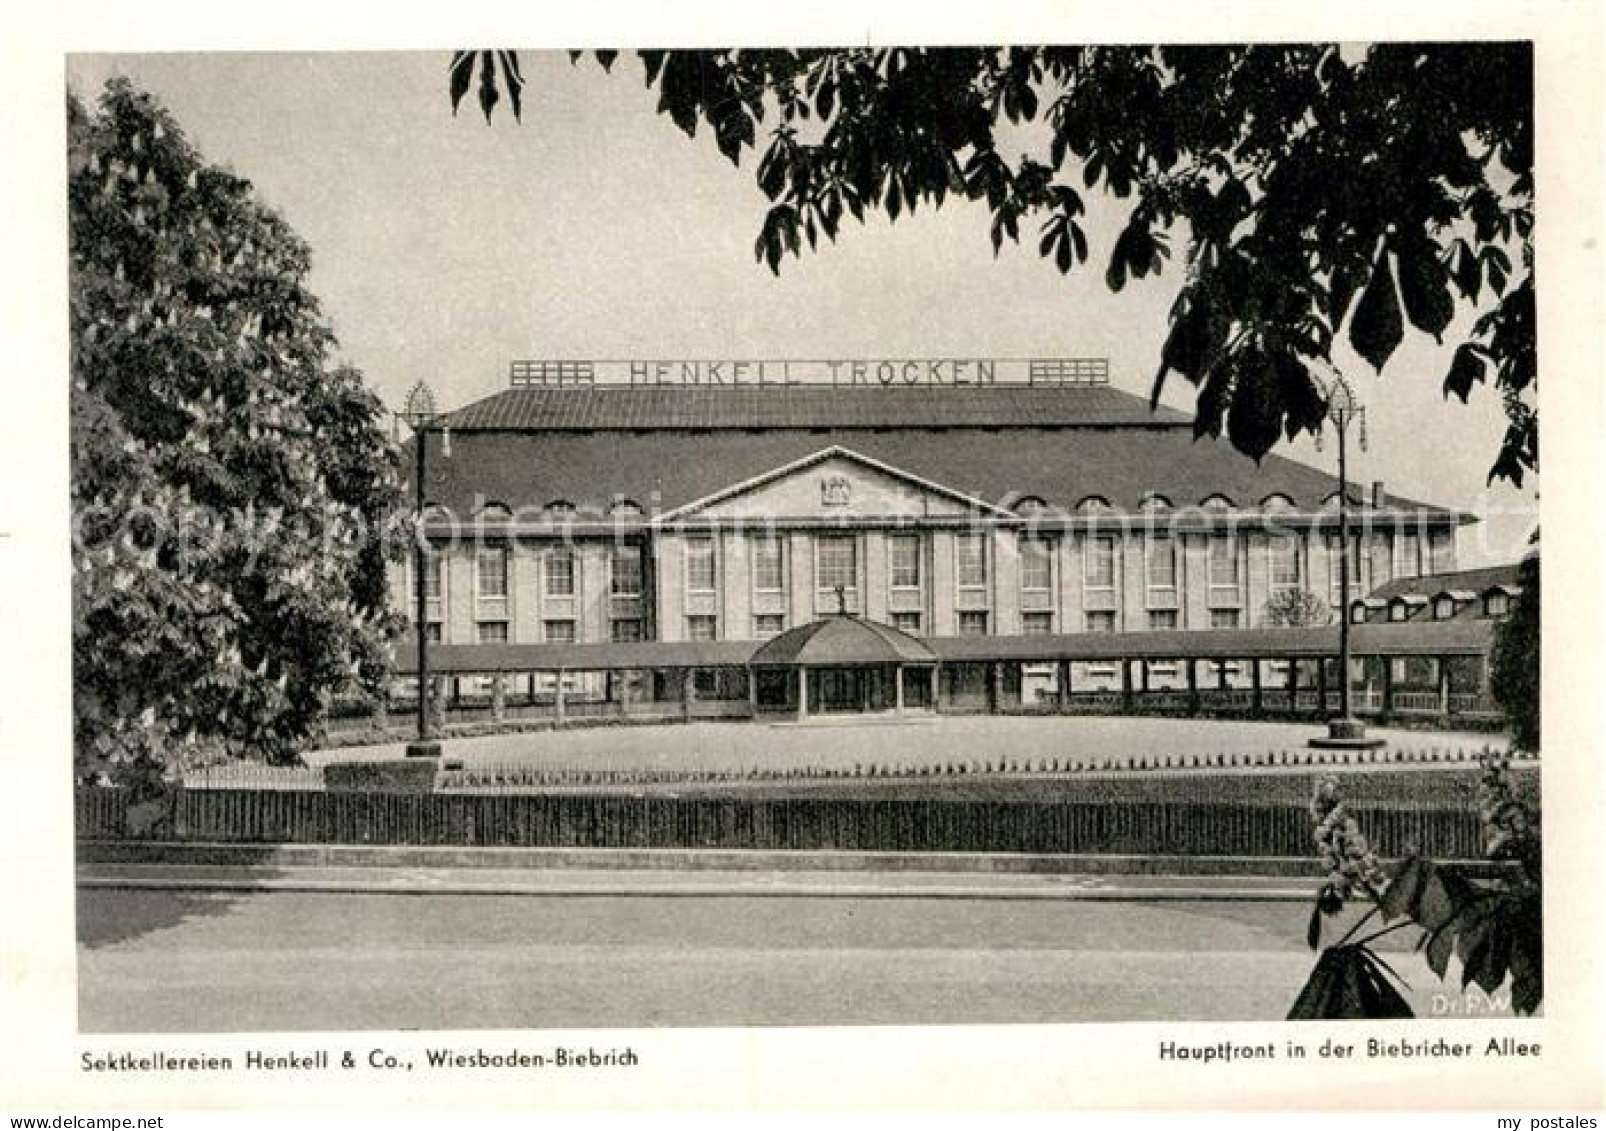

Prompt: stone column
[
  {"left": 490, "top": 673, "right": 507, "bottom": 722},
  {"left": 895, "top": 665, "right": 906, "bottom": 716},
  {"left": 797, "top": 667, "right": 809, "bottom": 720},
  {"left": 682, "top": 667, "right": 696, "bottom": 722},
  {"left": 554, "top": 669, "right": 567, "bottom": 728}
]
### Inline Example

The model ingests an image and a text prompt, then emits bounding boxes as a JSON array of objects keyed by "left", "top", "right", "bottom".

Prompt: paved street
[{"left": 76, "top": 877, "right": 1503, "bottom": 1032}]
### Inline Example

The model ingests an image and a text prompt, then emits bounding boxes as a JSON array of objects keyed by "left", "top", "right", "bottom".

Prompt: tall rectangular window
[
  {"left": 1268, "top": 534, "right": 1302, "bottom": 593},
  {"left": 1084, "top": 536, "right": 1116, "bottom": 591},
  {"left": 956, "top": 533, "right": 988, "bottom": 587},
  {"left": 545, "top": 547, "right": 576, "bottom": 597},
  {"left": 889, "top": 534, "right": 921, "bottom": 589},
  {"left": 1020, "top": 538, "right": 1053, "bottom": 592},
  {"left": 1326, "top": 534, "right": 1362, "bottom": 606},
  {"left": 751, "top": 536, "right": 784, "bottom": 592},
  {"left": 685, "top": 538, "right": 716, "bottom": 593},
  {"left": 816, "top": 535, "right": 858, "bottom": 592},
  {"left": 421, "top": 552, "right": 443, "bottom": 600},
  {"left": 476, "top": 548, "right": 508, "bottom": 600},
  {"left": 1145, "top": 535, "right": 1177, "bottom": 590},
  {"left": 1208, "top": 534, "right": 1239, "bottom": 589},
  {"left": 610, "top": 548, "right": 643, "bottom": 597},
  {"left": 1144, "top": 535, "right": 1177, "bottom": 613}
]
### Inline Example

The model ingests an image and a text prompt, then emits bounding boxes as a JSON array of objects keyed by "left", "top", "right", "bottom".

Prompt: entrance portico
[{"left": 748, "top": 615, "right": 938, "bottom": 720}]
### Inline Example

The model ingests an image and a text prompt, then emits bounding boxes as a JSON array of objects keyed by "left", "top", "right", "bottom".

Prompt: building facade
[{"left": 392, "top": 359, "right": 1468, "bottom": 657}]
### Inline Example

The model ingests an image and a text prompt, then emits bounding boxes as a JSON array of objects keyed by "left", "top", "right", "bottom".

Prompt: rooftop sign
[{"left": 508, "top": 357, "right": 1109, "bottom": 389}]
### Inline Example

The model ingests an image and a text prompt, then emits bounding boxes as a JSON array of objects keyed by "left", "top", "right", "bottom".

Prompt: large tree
[
  {"left": 454, "top": 45, "right": 1534, "bottom": 482},
  {"left": 70, "top": 79, "right": 404, "bottom": 784},
  {"left": 1490, "top": 540, "right": 1540, "bottom": 752}
]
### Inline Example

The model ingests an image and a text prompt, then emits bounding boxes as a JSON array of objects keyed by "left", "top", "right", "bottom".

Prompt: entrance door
[
  {"left": 814, "top": 667, "right": 865, "bottom": 713},
  {"left": 755, "top": 668, "right": 792, "bottom": 712}
]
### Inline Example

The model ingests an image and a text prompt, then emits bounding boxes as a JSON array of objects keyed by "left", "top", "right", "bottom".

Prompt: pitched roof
[
  {"left": 1367, "top": 563, "right": 1522, "bottom": 602},
  {"left": 392, "top": 639, "right": 754, "bottom": 673},
  {"left": 925, "top": 619, "right": 1494, "bottom": 660},
  {"left": 414, "top": 427, "right": 1452, "bottom": 518},
  {"left": 750, "top": 616, "right": 937, "bottom": 666},
  {"left": 390, "top": 618, "right": 1494, "bottom": 673},
  {"left": 444, "top": 384, "right": 1193, "bottom": 432}
]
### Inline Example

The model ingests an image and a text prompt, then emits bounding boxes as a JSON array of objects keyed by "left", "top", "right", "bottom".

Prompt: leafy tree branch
[{"left": 451, "top": 45, "right": 1534, "bottom": 483}]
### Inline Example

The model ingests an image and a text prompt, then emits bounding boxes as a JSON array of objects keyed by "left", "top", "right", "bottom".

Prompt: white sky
[{"left": 66, "top": 49, "right": 1539, "bottom": 565}]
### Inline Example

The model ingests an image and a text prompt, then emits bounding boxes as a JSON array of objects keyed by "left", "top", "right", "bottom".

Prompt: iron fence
[{"left": 77, "top": 786, "right": 1485, "bottom": 859}]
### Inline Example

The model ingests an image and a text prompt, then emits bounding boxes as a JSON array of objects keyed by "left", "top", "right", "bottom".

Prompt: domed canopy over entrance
[
  {"left": 749, "top": 616, "right": 936, "bottom": 718},
  {"left": 750, "top": 615, "right": 936, "bottom": 667}
]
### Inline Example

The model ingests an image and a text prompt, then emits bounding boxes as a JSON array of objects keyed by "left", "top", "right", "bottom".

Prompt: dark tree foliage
[
  {"left": 70, "top": 80, "right": 405, "bottom": 782},
  {"left": 1295, "top": 766, "right": 1541, "bottom": 1020},
  {"left": 1489, "top": 547, "right": 1540, "bottom": 752},
  {"left": 1261, "top": 588, "right": 1332, "bottom": 628},
  {"left": 451, "top": 45, "right": 1535, "bottom": 483}
]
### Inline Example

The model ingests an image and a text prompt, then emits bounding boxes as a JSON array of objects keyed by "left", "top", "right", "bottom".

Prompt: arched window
[
  {"left": 1075, "top": 495, "right": 1113, "bottom": 513},
  {"left": 1140, "top": 494, "right": 1173, "bottom": 511},
  {"left": 1200, "top": 494, "right": 1235, "bottom": 511},
  {"left": 1260, "top": 492, "right": 1295, "bottom": 511},
  {"left": 608, "top": 497, "right": 644, "bottom": 518},
  {"left": 476, "top": 501, "right": 513, "bottom": 520},
  {"left": 543, "top": 499, "right": 576, "bottom": 518},
  {"left": 1013, "top": 495, "right": 1050, "bottom": 515}
]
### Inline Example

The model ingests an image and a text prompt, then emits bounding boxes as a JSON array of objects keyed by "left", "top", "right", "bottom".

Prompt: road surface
[{"left": 76, "top": 877, "right": 1508, "bottom": 1032}]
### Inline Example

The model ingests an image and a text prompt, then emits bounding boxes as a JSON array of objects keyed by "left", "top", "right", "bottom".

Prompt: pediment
[{"left": 659, "top": 447, "right": 1011, "bottom": 522}]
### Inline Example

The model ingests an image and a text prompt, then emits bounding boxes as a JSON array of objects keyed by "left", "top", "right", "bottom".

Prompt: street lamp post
[
  {"left": 396, "top": 381, "right": 450, "bottom": 759},
  {"left": 1309, "top": 367, "right": 1386, "bottom": 751}
]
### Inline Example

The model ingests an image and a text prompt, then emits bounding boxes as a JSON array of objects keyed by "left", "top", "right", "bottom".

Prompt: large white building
[{"left": 383, "top": 359, "right": 1487, "bottom": 720}]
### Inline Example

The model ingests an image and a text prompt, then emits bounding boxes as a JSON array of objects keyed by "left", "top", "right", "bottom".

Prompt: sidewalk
[{"left": 77, "top": 859, "right": 1322, "bottom": 901}]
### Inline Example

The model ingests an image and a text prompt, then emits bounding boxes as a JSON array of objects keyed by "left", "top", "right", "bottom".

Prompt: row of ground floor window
[{"left": 334, "top": 654, "right": 1497, "bottom": 733}]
